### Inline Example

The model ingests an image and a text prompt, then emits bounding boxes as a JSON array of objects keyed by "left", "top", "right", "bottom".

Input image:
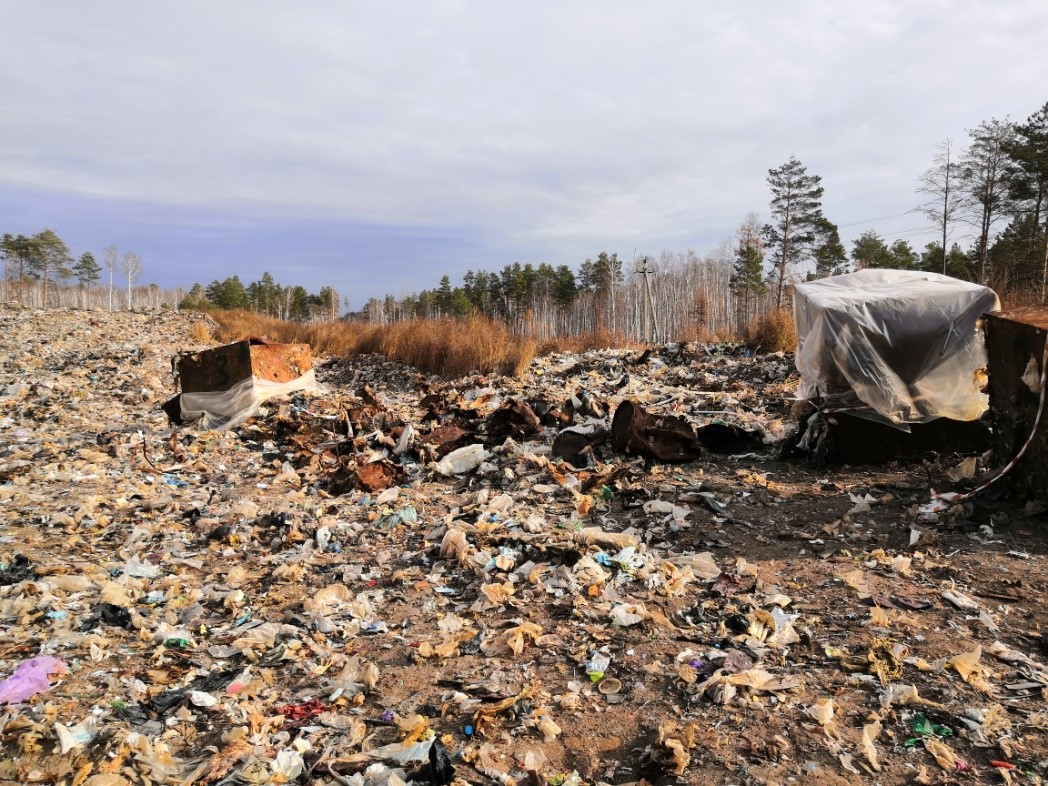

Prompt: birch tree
[
  {"left": 104, "top": 244, "right": 118, "bottom": 311},
  {"left": 121, "top": 251, "right": 142, "bottom": 309},
  {"left": 917, "top": 139, "right": 964, "bottom": 275}
]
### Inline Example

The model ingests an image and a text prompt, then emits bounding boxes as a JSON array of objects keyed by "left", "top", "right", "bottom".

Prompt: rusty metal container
[
  {"left": 176, "top": 337, "right": 313, "bottom": 393},
  {"left": 985, "top": 306, "right": 1048, "bottom": 500},
  {"left": 163, "top": 337, "right": 316, "bottom": 427}
]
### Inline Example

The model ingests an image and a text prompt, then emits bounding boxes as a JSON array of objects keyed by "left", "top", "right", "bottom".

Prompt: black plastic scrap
[
  {"left": 422, "top": 741, "right": 455, "bottom": 786},
  {"left": 0, "top": 554, "right": 35, "bottom": 586},
  {"left": 696, "top": 422, "right": 765, "bottom": 455},
  {"left": 551, "top": 427, "right": 607, "bottom": 467}
]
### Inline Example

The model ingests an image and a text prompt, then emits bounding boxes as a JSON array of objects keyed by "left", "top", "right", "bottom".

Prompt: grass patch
[
  {"left": 188, "top": 320, "right": 212, "bottom": 344},
  {"left": 207, "top": 311, "right": 541, "bottom": 377},
  {"left": 745, "top": 308, "right": 798, "bottom": 354}
]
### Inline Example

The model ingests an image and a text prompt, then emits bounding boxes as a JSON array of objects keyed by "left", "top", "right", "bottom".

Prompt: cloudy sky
[{"left": 2, "top": 2, "right": 1046, "bottom": 308}]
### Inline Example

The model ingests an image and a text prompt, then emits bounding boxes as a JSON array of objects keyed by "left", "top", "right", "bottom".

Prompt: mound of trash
[{"left": 1, "top": 307, "right": 1046, "bottom": 786}]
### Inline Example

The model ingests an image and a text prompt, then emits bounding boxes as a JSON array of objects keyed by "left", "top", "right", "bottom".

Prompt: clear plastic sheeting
[
  {"left": 794, "top": 269, "right": 999, "bottom": 427},
  {"left": 178, "top": 369, "right": 323, "bottom": 430}
]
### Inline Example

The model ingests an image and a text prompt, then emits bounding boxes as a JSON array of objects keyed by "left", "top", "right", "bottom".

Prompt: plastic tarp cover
[
  {"left": 794, "top": 269, "right": 999, "bottom": 427},
  {"left": 179, "top": 369, "right": 323, "bottom": 430}
]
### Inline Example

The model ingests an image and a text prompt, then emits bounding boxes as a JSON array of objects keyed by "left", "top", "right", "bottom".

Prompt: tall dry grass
[
  {"left": 209, "top": 311, "right": 537, "bottom": 377},
  {"left": 745, "top": 308, "right": 798, "bottom": 354},
  {"left": 188, "top": 320, "right": 212, "bottom": 344},
  {"left": 208, "top": 307, "right": 807, "bottom": 377}
]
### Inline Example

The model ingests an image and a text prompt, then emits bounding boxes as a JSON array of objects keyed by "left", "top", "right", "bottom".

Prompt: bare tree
[
  {"left": 961, "top": 119, "right": 1014, "bottom": 283},
  {"left": 121, "top": 251, "right": 142, "bottom": 310},
  {"left": 104, "top": 245, "right": 118, "bottom": 311},
  {"left": 918, "top": 139, "right": 964, "bottom": 275}
]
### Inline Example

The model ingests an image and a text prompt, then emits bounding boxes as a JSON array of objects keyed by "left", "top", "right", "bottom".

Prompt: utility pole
[{"left": 636, "top": 257, "right": 659, "bottom": 343}]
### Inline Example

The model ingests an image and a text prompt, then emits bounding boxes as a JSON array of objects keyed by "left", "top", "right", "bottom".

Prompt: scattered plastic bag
[
  {"left": 434, "top": 444, "right": 488, "bottom": 475},
  {"left": 0, "top": 657, "right": 65, "bottom": 704}
]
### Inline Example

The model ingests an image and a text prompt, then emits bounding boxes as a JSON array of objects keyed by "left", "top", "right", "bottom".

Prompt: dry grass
[
  {"left": 209, "top": 311, "right": 365, "bottom": 356},
  {"left": 678, "top": 323, "right": 732, "bottom": 344},
  {"left": 208, "top": 308, "right": 801, "bottom": 375},
  {"left": 353, "top": 317, "right": 536, "bottom": 377},
  {"left": 536, "top": 328, "right": 638, "bottom": 356},
  {"left": 188, "top": 321, "right": 212, "bottom": 344},
  {"left": 208, "top": 311, "right": 539, "bottom": 377},
  {"left": 745, "top": 308, "right": 798, "bottom": 354},
  {"left": 999, "top": 284, "right": 1045, "bottom": 308}
]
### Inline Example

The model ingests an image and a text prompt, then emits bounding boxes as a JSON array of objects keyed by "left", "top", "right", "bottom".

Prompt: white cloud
[{"left": 1, "top": 0, "right": 1046, "bottom": 270}]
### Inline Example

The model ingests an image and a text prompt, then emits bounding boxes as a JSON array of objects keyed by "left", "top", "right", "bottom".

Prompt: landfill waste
[
  {"left": 791, "top": 270, "right": 1000, "bottom": 466},
  {"left": 0, "top": 307, "right": 1046, "bottom": 786}
]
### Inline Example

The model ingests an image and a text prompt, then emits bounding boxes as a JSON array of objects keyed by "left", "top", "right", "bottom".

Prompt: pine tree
[
  {"left": 73, "top": 252, "right": 101, "bottom": 287},
  {"left": 1005, "top": 103, "right": 1048, "bottom": 297},
  {"left": 730, "top": 214, "right": 765, "bottom": 327},
  {"left": 179, "top": 283, "right": 209, "bottom": 310},
  {"left": 30, "top": 229, "right": 73, "bottom": 308},
  {"left": 763, "top": 157, "right": 825, "bottom": 307},
  {"left": 811, "top": 217, "right": 848, "bottom": 278},
  {"left": 318, "top": 286, "right": 340, "bottom": 321},
  {"left": 72, "top": 251, "right": 101, "bottom": 307},
  {"left": 922, "top": 242, "right": 973, "bottom": 279},
  {"left": 851, "top": 230, "right": 891, "bottom": 269},
  {"left": 1, "top": 233, "right": 35, "bottom": 302}
]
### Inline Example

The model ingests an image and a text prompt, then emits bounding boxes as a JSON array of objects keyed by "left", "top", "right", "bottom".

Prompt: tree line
[
  {"left": 355, "top": 99, "right": 1048, "bottom": 340},
  {"left": 748, "top": 101, "right": 1048, "bottom": 299},
  {"left": 1, "top": 230, "right": 151, "bottom": 309},
  {"left": 180, "top": 275, "right": 342, "bottom": 323}
]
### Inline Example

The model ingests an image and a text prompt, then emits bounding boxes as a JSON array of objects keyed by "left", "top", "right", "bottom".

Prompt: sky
[{"left": 2, "top": 1, "right": 1047, "bottom": 309}]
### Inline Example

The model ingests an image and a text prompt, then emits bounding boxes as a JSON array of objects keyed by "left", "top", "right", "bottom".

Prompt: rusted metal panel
[
  {"left": 177, "top": 338, "right": 313, "bottom": 393},
  {"left": 986, "top": 306, "right": 1048, "bottom": 500},
  {"left": 611, "top": 400, "right": 702, "bottom": 462}
]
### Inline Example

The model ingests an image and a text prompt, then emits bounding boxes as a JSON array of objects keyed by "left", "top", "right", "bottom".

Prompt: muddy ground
[{"left": 0, "top": 307, "right": 1046, "bottom": 786}]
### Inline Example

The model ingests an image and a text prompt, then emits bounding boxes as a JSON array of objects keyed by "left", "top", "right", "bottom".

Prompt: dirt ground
[{"left": 0, "top": 307, "right": 1046, "bottom": 786}]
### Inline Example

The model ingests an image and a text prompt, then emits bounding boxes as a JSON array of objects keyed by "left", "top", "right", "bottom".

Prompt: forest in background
[{"left": 4, "top": 100, "right": 1047, "bottom": 344}]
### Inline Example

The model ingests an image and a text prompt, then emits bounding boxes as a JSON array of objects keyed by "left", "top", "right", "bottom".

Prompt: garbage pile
[{"left": 2, "top": 307, "right": 1047, "bottom": 786}]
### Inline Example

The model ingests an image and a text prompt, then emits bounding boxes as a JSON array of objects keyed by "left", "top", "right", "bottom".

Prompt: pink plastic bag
[{"left": 0, "top": 656, "right": 65, "bottom": 703}]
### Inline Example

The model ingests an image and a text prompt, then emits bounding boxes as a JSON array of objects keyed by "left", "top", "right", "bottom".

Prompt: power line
[
  {"left": 876, "top": 226, "right": 940, "bottom": 240},
  {"left": 838, "top": 207, "right": 922, "bottom": 228}
]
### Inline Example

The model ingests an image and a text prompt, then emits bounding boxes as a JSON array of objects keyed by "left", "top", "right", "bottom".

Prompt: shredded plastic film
[
  {"left": 794, "top": 269, "right": 999, "bottom": 427},
  {"left": 179, "top": 370, "right": 323, "bottom": 430}
]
